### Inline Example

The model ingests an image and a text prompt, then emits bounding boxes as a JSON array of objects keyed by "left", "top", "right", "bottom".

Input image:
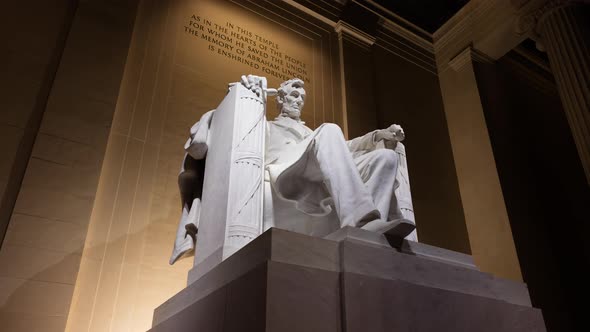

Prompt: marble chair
[{"left": 171, "top": 79, "right": 416, "bottom": 280}]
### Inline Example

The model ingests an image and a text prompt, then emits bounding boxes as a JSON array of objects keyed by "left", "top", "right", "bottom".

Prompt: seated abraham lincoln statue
[{"left": 170, "top": 75, "right": 416, "bottom": 264}]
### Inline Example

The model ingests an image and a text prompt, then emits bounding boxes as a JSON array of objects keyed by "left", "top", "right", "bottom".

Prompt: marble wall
[
  {"left": 0, "top": 0, "right": 140, "bottom": 331},
  {"left": 0, "top": 1, "right": 76, "bottom": 252},
  {"left": 0, "top": 3, "right": 78, "bottom": 329}
]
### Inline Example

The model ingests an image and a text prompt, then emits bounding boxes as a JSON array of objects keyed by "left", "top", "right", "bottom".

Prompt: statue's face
[{"left": 280, "top": 85, "right": 306, "bottom": 119}]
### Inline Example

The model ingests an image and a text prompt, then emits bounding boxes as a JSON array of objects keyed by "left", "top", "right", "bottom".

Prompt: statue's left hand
[{"left": 375, "top": 124, "right": 405, "bottom": 142}]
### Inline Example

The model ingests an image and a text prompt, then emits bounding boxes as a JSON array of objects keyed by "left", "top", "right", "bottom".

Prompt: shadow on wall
[{"left": 0, "top": 217, "right": 190, "bottom": 332}]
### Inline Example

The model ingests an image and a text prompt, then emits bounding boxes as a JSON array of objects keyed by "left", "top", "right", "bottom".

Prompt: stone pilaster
[
  {"left": 439, "top": 47, "right": 523, "bottom": 281},
  {"left": 334, "top": 21, "right": 377, "bottom": 138},
  {"left": 520, "top": 0, "right": 590, "bottom": 184}
]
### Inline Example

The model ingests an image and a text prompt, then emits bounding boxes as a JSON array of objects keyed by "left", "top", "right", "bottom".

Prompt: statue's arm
[
  {"left": 347, "top": 124, "right": 405, "bottom": 154},
  {"left": 346, "top": 130, "right": 379, "bottom": 153},
  {"left": 185, "top": 110, "right": 215, "bottom": 159}
]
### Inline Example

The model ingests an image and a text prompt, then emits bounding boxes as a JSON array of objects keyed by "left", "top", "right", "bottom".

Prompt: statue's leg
[
  {"left": 353, "top": 149, "right": 398, "bottom": 220},
  {"left": 355, "top": 149, "right": 415, "bottom": 238},
  {"left": 310, "top": 123, "right": 379, "bottom": 227}
]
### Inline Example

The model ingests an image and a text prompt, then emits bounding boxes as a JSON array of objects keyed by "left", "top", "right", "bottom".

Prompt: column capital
[{"left": 515, "top": 0, "right": 588, "bottom": 45}]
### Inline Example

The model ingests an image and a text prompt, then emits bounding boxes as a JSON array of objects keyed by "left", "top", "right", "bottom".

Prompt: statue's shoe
[{"left": 360, "top": 219, "right": 415, "bottom": 239}]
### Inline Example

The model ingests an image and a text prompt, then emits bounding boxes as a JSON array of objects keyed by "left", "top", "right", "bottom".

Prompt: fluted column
[{"left": 527, "top": 1, "right": 590, "bottom": 183}]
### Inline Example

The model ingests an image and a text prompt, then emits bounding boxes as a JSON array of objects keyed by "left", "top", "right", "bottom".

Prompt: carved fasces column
[
  {"left": 520, "top": 1, "right": 590, "bottom": 183},
  {"left": 223, "top": 85, "right": 266, "bottom": 259},
  {"left": 190, "top": 83, "right": 266, "bottom": 283}
]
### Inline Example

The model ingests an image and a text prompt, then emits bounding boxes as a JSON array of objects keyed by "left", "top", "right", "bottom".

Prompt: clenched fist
[{"left": 375, "top": 124, "right": 405, "bottom": 142}]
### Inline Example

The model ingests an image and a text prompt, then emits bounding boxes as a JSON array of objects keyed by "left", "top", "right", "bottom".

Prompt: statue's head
[{"left": 276, "top": 78, "right": 305, "bottom": 119}]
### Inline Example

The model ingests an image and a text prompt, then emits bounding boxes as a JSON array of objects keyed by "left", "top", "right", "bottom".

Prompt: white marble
[{"left": 170, "top": 75, "right": 417, "bottom": 268}]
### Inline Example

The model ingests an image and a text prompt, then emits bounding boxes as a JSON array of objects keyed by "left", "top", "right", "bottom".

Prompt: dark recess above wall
[{"left": 373, "top": 0, "right": 469, "bottom": 33}]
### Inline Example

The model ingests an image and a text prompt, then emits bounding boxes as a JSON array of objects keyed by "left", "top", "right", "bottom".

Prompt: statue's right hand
[
  {"left": 240, "top": 74, "right": 267, "bottom": 97},
  {"left": 231, "top": 74, "right": 277, "bottom": 100}
]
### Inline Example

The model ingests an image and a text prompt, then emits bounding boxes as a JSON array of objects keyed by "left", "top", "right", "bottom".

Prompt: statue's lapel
[{"left": 273, "top": 116, "right": 310, "bottom": 140}]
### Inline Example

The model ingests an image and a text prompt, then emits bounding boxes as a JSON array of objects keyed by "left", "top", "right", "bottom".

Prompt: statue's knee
[
  {"left": 319, "top": 123, "right": 343, "bottom": 138},
  {"left": 374, "top": 149, "right": 398, "bottom": 168}
]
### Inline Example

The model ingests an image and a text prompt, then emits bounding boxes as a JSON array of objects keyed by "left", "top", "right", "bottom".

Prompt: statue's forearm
[{"left": 347, "top": 130, "right": 378, "bottom": 152}]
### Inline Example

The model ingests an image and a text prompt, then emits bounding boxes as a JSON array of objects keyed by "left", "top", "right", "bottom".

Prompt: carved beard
[
  {"left": 279, "top": 100, "right": 302, "bottom": 119},
  {"left": 281, "top": 106, "right": 301, "bottom": 119}
]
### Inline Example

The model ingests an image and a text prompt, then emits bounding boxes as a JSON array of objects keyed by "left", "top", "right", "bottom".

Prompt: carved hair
[{"left": 276, "top": 78, "right": 305, "bottom": 109}]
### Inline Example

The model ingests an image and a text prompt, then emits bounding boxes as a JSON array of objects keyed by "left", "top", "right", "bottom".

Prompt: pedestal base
[{"left": 150, "top": 228, "right": 545, "bottom": 331}]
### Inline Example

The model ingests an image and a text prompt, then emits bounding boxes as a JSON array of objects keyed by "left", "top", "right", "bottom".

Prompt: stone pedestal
[{"left": 150, "top": 228, "right": 545, "bottom": 332}]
